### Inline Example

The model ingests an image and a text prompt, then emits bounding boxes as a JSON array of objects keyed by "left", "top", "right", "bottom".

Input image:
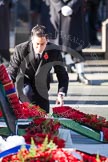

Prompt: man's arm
[
  {"left": 52, "top": 50, "right": 69, "bottom": 106},
  {"left": 54, "top": 51, "right": 69, "bottom": 95},
  {"left": 7, "top": 46, "right": 22, "bottom": 82}
]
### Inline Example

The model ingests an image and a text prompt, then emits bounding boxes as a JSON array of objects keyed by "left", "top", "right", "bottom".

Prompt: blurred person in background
[
  {"left": 30, "top": 0, "right": 40, "bottom": 29},
  {"left": 39, "top": 0, "right": 90, "bottom": 85},
  {"left": 0, "top": 0, "right": 13, "bottom": 64},
  {"left": 86, "top": 0, "right": 101, "bottom": 45}
]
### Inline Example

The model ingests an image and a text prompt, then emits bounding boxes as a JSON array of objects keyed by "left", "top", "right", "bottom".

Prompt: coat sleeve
[
  {"left": 53, "top": 51, "right": 69, "bottom": 95},
  {"left": 67, "top": 0, "right": 82, "bottom": 14},
  {"left": 51, "top": 0, "right": 81, "bottom": 13},
  {"left": 7, "top": 46, "right": 23, "bottom": 82}
]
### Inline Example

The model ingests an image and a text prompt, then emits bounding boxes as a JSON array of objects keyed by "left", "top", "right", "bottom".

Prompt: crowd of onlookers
[
  {"left": 30, "top": 0, "right": 106, "bottom": 45},
  {"left": 0, "top": 0, "right": 106, "bottom": 61},
  {"left": 0, "top": 0, "right": 107, "bottom": 85}
]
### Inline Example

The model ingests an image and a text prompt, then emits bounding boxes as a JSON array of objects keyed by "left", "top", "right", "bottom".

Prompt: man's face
[{"left": 32, "top": 35, "right": 48, "bottom": 54}]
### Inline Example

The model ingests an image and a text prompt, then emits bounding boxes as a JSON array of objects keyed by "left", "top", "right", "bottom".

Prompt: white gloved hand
[
  {"left": 56, "top": 94, "right": 64, "bottom": 106},
  {"left": 61, "top": 6, "right": 72, "bottom": 16}
]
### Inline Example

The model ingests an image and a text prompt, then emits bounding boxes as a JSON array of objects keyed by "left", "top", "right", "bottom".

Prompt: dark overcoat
[
  {"left": 0, "top": 0, "right": 12, "bottom": 61},
  {"left": 39, "top": 0, "right": 89, "bottom": 54},
  {"left": 7, "top": 41, "right": 69, "bottom": 111}
]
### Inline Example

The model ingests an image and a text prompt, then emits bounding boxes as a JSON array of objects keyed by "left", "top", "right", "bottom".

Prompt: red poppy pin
[{"left": 43, "top": 53, "right": 49, "bottom": 60}]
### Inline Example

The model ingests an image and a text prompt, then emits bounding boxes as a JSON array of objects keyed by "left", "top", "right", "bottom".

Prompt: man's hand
[{"left": 56, "top": 94, "right": 64, "bottom": 106}]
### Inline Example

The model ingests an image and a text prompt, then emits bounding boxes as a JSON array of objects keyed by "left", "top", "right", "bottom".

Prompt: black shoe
[{"left": 77, "top": 73, "right": 90, "bottom": 85}]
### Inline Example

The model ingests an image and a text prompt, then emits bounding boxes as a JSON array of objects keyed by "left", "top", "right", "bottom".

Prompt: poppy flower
[{"left": 43, "top": 53, "right": 49, "bottom": 60}]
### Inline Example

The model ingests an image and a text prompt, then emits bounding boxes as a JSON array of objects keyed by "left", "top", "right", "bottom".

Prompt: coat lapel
[{"left": 29, "top": 42, "right": 37, "bottom": 71}]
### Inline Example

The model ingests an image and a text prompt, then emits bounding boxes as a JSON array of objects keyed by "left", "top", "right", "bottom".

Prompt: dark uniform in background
[
  {"left": 0, "top": 0, "right": 13, "bottom": 63},
  {"left": 86, "top": 0, "right": 101, "bottom": 45},
  {"left": 39, "top": 0, "right": 89, "bottom": 54},
  {"left": 30, "top": 0, "right": 40, "bottom": 29},
  {"left": 39, "top": 0, "right": 90, "bottom": 84}
]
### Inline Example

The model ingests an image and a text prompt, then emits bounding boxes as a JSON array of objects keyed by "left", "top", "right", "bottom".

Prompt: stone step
[{"left": 85, "top": 60, "right": 108, "bottom": 65}]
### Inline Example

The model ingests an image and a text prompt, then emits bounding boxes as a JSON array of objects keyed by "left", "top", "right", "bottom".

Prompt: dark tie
[{"left": 37, "top": 54, "right": 41, "bottom": 63}]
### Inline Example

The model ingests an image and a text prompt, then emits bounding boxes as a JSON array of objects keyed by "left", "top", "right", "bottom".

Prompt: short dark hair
[{"left": 31, "top": 24, "right": 48, "bottom": 38}]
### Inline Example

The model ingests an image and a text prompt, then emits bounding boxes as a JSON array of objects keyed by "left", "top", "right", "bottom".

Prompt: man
[{"left": 7, "top": 25, "right": 69, "bottom": 113}]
